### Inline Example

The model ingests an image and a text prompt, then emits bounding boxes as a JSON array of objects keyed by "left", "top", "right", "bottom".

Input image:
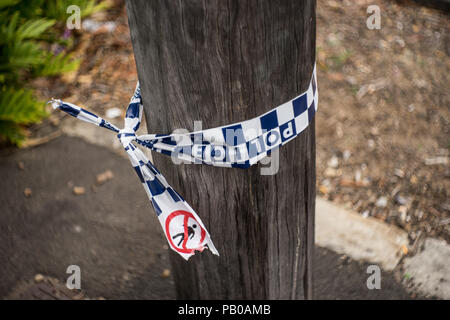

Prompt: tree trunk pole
[{"left": 125, "top": 0, "right": 316, "bottom": 299}]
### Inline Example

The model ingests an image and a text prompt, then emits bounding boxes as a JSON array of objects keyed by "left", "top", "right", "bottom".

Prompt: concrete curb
[
  {"left": 316, "top": 197, "right": 450, "bottom": 299},
  {"left": 316, "top": 197, "right": 408, "bottom": 271},
  {"left": 403, "top": 238, "right": 450, "bottom": 299}
]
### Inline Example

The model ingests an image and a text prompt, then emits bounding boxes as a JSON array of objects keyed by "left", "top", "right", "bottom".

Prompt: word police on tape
[{"left": 50, "top": 64, "right": 318, "bottom": 260}]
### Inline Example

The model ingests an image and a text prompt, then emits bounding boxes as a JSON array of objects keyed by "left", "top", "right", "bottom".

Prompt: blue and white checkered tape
[{"left": 49, "top": 64, "right": 318, "bottom": 260}]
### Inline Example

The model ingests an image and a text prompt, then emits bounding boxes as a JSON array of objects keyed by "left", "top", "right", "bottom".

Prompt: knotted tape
[{"left": 49, "top": 64, "right": 317, "bottom": 260}]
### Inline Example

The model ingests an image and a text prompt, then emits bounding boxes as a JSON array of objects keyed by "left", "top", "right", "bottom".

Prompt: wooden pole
[{"left": 125, "top": 0, "right": 316, "bottom": 299}]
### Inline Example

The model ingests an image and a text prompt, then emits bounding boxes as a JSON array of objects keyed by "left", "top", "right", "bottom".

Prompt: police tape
[{"left": 49, "top": 64, "right": 318, "bottom": 260}]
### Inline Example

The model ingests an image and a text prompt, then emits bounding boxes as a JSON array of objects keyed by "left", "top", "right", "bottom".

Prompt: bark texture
[{"left": 125, "top": 0, "right": 316, "bottom": 299}]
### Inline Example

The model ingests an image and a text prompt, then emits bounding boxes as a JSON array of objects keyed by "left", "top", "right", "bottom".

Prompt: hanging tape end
[{"left": 47, "top": 98, "right": 62, "bottom": 110}]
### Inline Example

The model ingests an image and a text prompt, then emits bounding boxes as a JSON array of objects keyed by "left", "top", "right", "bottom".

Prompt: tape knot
[{"left": 118, "top": 128, "right": 136, "bottom": 147}]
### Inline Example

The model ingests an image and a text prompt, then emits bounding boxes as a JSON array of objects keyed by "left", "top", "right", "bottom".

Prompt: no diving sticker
[{"left": 165, "top": 210, "right": 206, "bottom": 254}]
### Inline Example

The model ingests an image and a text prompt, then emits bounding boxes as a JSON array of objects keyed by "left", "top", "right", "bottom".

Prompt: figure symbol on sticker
[
  {"left": 165, "top": 210, "right": 206, "bottom": 254},
  {"left": 172, "top": 223, "right": 197, "bottom": 246}
]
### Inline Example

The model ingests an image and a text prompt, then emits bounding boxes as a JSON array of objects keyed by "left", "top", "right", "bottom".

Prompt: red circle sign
[{"left": 165, "top": 210, "right": 206, "bottom": 254}]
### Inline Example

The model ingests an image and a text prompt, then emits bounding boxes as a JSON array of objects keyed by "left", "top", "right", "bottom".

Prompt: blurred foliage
[{"left": 0, "top": 0, "right": 109, "bottom": 145}]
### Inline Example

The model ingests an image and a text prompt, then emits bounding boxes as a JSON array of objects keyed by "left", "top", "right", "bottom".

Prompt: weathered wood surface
[{"left": 125, "top": 0, "right": 316, "bottom": 299}]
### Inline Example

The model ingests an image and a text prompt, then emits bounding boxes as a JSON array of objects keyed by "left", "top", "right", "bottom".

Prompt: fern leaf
[
  {"left": 33, "top": 52, "right": 80, "bottom": 76},
  {"left": 0, "top": 87, "right": 46, "bottom": 124},
  {"left": 16, "top": 18, "right": 55, "bottom": 40},
  {"left": 0, "top": 0, "right": 20, "bottom": 10}
]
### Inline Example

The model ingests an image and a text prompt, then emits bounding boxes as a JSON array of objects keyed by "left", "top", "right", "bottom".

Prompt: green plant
[{"left": 0, "top": 0, "right": 108, "bottom": 145}]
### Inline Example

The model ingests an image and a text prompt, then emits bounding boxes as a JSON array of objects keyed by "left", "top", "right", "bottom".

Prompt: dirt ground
[
  {"left": 28, "top": 0, "right": 449, "bottom": 246},
  {"left": 315, "top": 0, "right": 450, "bottom": 246}
]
